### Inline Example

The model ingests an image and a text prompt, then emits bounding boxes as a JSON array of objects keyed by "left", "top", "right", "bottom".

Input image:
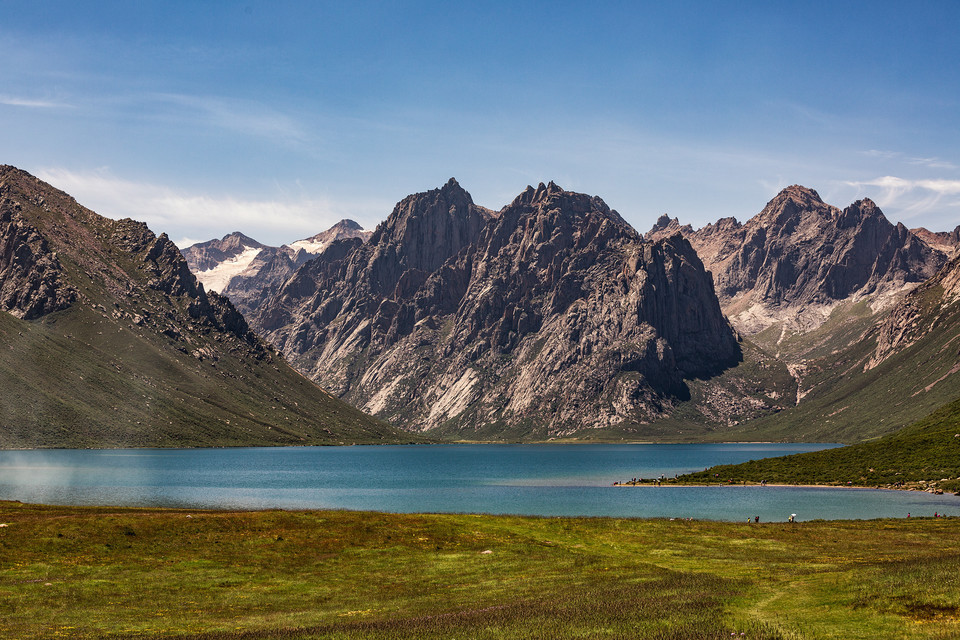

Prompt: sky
[{"left": 1, "top": 1, "right": 958, "bottom": 248}]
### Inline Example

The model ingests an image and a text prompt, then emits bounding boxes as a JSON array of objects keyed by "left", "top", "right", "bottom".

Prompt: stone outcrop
[
  {"left": 253, "top": 180, "right": 740, "bottom": 437},
  {"left": 646, "top": 186, "right": 946, "bottom": 334},
  {"left": 0, "top": 190, "right": 76, "bottom": 319}
]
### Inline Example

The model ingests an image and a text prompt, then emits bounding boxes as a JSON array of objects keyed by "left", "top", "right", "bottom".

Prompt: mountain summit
[
  {"left": 181, "top": 219, "right": 373, "bottom": 318},
  {"left": 647, "top": 186, "right": 945, "bottom": 334},
  {"left": 252, "top": 181, "right": 740, "bottom": 438}
]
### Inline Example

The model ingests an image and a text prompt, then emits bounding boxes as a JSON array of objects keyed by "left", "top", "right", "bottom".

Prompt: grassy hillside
[
  {"left": 0, "top": 165, "right": 412, "bottom": 448},
  {"left": 712, "top": 290, "right": 960, "bottom": 443},
  {"left": 1, "top": 501, "right": 958, "bottom": 639},
  {"left": 0, "top": 306, "right": 406, "bottom": 448},
  {"left": 678, "top": 395, "right": 960, "bottom": 491}
]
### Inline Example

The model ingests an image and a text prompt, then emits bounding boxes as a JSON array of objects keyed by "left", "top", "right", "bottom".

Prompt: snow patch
[
  {"left": 287, "top": 238, "right": 329, "bottom": 254},
  {"left": 195, "top": 246, "right": 262, "bottom": 293}
]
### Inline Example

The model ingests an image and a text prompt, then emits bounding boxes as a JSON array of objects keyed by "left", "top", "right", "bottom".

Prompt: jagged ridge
[
  {"left": 253, "top": 180, "right": 740, "bottom": 438},
  {"left": 647, "top": 185, "right": 946, "bottom": 335}
]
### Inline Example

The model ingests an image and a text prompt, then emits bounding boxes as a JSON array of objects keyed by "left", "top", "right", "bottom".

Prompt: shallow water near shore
[{"left": 1, "top": 443, "right": 956, "bottom": 521}]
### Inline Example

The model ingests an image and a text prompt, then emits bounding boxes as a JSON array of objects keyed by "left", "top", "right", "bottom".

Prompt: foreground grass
[{"left": 1, "top": 502, "right": 959, "bottom": 638}]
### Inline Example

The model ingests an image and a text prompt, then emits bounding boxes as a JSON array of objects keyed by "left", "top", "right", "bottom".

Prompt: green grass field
[{"left": 1, "top": 501, "right": 958, "bottom": 639}]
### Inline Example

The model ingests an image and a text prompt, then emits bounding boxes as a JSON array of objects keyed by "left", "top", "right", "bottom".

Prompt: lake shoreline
[{"left": 613, "top": 480, "right": 959, "bottom": 496}]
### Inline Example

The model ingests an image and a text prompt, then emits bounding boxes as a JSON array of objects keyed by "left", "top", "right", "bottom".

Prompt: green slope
[
  {"left": 0, "top": 165, "right": 412, "bottom": 448},
  {"left": 678, "top": 395, "right": 960, "bottom": 491},
  {"left": 716, "top": 283, "right": 960, "bottom": 443},
  {"left": 0, "top": 306, "right": 406, "bottom": 447}
]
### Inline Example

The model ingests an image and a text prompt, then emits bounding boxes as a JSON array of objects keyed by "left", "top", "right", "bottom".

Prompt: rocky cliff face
[
  {"left": 0, "top": 192, "right": 76, "bottom": 319},
  {"left": 647, "top": 186, "right": 946, "bottom": 335},
  {"left": 869, "top": 253, "right": 960, "bottom": 368},
  {"left": 910, "top": 225, "right": 960, "bottom": 258},
  {"left": 254, "top": 180, "right": 740, "bottom": 437}
]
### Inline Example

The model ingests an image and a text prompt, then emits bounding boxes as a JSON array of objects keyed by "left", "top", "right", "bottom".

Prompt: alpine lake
[{"left": 2, "top": 443, "right": 957, "bottom": 522}]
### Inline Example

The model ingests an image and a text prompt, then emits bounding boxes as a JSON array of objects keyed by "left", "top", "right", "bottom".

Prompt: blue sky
[{"left": 1, "top": 1, "right": 958, "bottom": 247}]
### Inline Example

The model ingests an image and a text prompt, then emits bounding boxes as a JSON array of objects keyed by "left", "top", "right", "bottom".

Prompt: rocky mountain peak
[
  {"left": 181, "top": 232, "right": 266, "bottom": 274},
  {"left": 651, "top": 214, "right": 675, "bottom": 231},
  {"left": 364, "top": 179, "right": 491, "bottom": 280},
  {"left": 754, "top": 185, "right": 837, "bottom": 230},
  {"left": 910, "top": 225, "right": 960, "bottom": 258},
  {"left": 290, "top": 219, "right": 371, "bottom": 249},
  {"left": 514, "top": 180, "right": 565, "bottom": 205},
  {"left": 835, "top": 198, "right": 884, "bottom": 229},
  {"left": 220, "top": 231, "right": 264, "bottom": 249},
  {"left": 649, "top": 186, "right": 945, "bottom": 335},
  {"left": 645, "top": 215, "right": 695, "bottom": 243},
  {"left": 332, "top": 219, "right": 363, "bottom": 232},
  {"left": 252, "top": 180, "right": 740, "bottom": 437}
]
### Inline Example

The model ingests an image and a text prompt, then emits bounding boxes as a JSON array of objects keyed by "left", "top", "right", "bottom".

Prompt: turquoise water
[{"left": 0, "top": 444, "right": 956, "bottom": 521}]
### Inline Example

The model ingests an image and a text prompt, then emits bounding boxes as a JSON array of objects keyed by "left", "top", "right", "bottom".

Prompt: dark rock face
[
  {"left": 646, "top": 186, "right": 946, "bottom": 334},
  {"left": 0, "top": 192, "right": 76, "bottom": 319},
  {"left": 253, "top": 180, "right": 740, "bottom": 436}
]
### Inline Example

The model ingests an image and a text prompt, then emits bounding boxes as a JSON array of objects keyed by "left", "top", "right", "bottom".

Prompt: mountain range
[
  {"left": 186, "top": 179, "right": 959, "bottom": 443},
  {"left": 1, "top": 163, "right": 956, "bottom": 448},
  {"left": 249, "top": 179, "right": 739, "bottom": 438},
  {"left": 645, "top": 185, "right": 947, "bottom": 336},
  {"left": 181, "top": 220, "right": 371, "bottom": 320}
]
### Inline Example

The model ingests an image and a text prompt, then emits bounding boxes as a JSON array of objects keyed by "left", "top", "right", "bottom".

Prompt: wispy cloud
[
  {"left": 844, "top": 176, "right": 960, "bottom": 220},
  {"left": 863, "top": 150, "right": 958, "bottom": 171},
  {"left": 146, "top": 92, "right": 309, "bottom": 144},
  {"left": 35, "top": 167, "right": 388, "bottom": 246},
  {"left": 0, "top": 95, "right": 71, "bottom": 109}
]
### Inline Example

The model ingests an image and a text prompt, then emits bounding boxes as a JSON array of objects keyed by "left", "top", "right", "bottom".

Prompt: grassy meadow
[{"left": 1, "top": 501, "right": 959, "bottom": 639}]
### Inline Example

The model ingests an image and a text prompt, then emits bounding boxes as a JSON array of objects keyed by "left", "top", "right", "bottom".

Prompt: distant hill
[
  {"left": 0, "top": 165, "right": 409, "bottom": 448},
  {"left": 721, "top": 252, "right": 960, "bottom": 442},
  {"left": 910, "top": 225, "right": 960, "bottom": 258},
  {"left": 642, "top": 186, "right": 957, "bottom": 443}
]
